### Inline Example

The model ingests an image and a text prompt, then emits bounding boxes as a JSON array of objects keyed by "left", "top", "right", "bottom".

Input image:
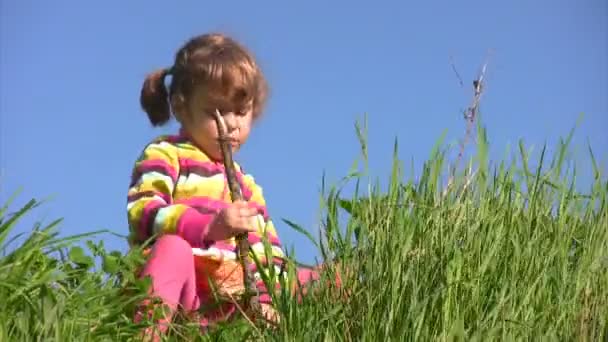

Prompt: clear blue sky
[{"left": 1, "top": 0, "right": 606, "bottom": 264}]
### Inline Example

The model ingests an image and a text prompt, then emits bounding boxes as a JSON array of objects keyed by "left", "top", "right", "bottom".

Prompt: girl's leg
[
  {"left": 134, "top": 234, "right": 200, "bottom": 337},
  {"left": 296, "top": 266, "right": 320, "bottom": 285},
  {"left": 293, "top": 264, "right": 344, "bottom": 299},
  {"left": 256, "top": 266, "right": 321, "bottom": 306}
]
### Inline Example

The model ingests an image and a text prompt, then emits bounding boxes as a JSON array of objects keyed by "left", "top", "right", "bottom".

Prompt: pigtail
[{"left": 140, "top": 68, "right": 172, "bottom": 126}]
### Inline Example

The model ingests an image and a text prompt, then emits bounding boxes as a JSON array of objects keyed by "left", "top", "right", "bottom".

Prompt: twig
[
  {"left": 457, "top": 165, "right": 478, "bottom": 200},
  {"left": 222, "top": 291, "right": 265, "bottom": 335},
  {"left": 449, "top": 55, "right": 465, "bottom": 89},
  {"left": 443, "top": 52, "right": 492, "bottom": 198},
  {"left": 459, "top": 57, "right": 489, "bottom": 165},
  {"left": 212, "top": 109, "right": 262, "bottom": 318}
]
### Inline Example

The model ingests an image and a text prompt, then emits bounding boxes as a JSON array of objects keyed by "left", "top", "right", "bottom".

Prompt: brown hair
[{"left": 140, "top": 33, "right": 269, "bottom": 127}]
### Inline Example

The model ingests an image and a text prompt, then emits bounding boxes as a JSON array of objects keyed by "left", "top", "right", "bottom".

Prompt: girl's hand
[{"left": 205, "top": 200, "right": 258, "bottom": 242}]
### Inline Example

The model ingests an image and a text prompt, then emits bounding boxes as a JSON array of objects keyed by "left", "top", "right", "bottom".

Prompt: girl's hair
[{"left": 140, "top": 33, "right": 269, "bottom": 126}]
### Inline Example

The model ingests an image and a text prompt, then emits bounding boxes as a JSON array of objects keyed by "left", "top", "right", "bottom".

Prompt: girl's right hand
[{"left": 205, "top": 201, "right": 258, "bottom": 242}]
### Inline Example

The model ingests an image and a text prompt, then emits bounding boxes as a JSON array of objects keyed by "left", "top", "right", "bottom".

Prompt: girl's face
[{"left": 178, "top": 89, "right": 254, "bottom": 162}]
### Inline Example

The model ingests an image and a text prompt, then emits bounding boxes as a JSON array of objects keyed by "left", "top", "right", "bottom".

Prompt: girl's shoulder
[
  {"left": 133, "top": 133, "right": 191, "bottom": 164},
  {"left": 147, "top": 132, "right": 188, "bottom": 146},
  {"left": 233, "top": 160, "right": 254, "bottom": 180},
  {"left": 140, "top": 133, "right": 225, "bottom": 168},
  {"left": 233, "top": 162, "right": 265, "bottom": 196},
  {"left": 140, "top": 133, "right": 199, "bottom": 154}
]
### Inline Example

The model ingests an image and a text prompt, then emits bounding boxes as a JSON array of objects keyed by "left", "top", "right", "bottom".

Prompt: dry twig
[
  {"left": 443, "top": 52, "right": 492, "bottom": 198},
  {"left": 211, "top": 109, "right": 263, "bottom": 320}
]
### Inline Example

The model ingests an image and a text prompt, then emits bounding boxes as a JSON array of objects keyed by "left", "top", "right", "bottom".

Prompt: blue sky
[{"left": 1, "top": 0, "right": 606, "bottom": 264}]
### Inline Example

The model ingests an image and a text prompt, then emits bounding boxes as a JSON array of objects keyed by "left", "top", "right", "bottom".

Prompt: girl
[{"left": 126, "top": 33, "right": 324, "bottom": 336}]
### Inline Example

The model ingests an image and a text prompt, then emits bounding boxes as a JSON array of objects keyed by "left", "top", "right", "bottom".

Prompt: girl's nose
[{"left": 223, "top": 112, "right": 238, "bottom": 131}]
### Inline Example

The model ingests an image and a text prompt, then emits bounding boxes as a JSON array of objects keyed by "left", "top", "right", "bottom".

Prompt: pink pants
[{"left": 135, "top": 235, "right": 320, "bottom": 333}]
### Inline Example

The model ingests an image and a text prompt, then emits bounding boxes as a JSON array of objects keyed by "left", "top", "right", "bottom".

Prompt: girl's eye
[
  {"left": 212, "top": 107, "right": 248, "bottom": 117},
  {"left": 214, "top": 109, "right": 230, "bottom": 117},
  {"left": 232, "top": 109, "right": 247, "bottom": 117},
  {"left": 206, "top": 108, "right": 224, "bottom": 116}
]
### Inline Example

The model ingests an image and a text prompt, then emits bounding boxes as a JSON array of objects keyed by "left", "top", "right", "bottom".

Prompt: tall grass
[{"left": 1, "top": 119, "right": 606, "bottom": 341}]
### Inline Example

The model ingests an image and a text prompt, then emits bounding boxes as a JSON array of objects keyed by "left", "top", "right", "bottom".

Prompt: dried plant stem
[
  {"left": 222, "top": 291, "right": 264, "bottom": 335},
  {"left": 212, "top": 109, "right": 262, "bottom": 320},
  {"left": 443, "top": 54, "right": 491, "bottom": 197}
]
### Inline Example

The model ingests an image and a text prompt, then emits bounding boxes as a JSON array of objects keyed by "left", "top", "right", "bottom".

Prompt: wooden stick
[
  {"left": 443, "top": 54, "right": 491, "bottom": 198},
  {"left": 211, "top": 109, "right": 262, "bottom": 317}
]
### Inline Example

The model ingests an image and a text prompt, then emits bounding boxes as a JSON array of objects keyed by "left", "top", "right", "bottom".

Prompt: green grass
[{"left": 1, "top": 119, "right": 606, "bottom": 341}]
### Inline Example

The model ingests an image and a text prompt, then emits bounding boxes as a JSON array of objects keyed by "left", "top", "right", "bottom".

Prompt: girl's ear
[{"left": 170, "top": 95, "right": 187, "bottom": 122}]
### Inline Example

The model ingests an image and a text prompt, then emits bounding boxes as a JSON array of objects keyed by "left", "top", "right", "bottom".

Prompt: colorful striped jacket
[{"left": 126, "top": 132, "right": 285, "bottom": 290}]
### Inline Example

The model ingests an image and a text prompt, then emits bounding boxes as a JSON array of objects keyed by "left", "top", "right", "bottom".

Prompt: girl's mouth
[{"left": 218, "top": 138, "right": 240, "bottom": 149}]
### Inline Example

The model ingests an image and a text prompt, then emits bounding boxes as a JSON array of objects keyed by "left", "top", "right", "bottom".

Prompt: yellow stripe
[
  {"left": 127, "top": 198, "right": 149, "bottom": 231},
  {"left": 128, "top": 174, "right": 174, "bottom": 197},
  {"left": 174, "top": 173, "right": 226, "bottom": 200},
  {"left": 174, "top": 144, "right": 213, "bottom": 163},
  {"left": 140, "top": 141, "right": 179, "bottom": 164},
  {"left": 153, "top": 204, "right": 190, "bottom": 234}
]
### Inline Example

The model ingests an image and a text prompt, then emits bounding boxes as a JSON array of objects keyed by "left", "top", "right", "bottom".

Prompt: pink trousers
[{"left": 134, "top": 235, "right": 321, "bottom": 333}]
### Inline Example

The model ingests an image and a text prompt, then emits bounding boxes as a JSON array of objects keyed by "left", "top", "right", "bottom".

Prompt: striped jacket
[{"left": 126, "top": 132, "right": 284, "bottom": 287}]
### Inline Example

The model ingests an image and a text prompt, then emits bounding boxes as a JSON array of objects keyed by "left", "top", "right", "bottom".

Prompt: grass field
[{"left": 1, "top": 120, "right": 606, "bottom": 341}]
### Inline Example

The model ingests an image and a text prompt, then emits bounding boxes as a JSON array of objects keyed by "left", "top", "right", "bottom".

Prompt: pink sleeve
[{"left": 175, "top": 208, "right": 217, "bottom": 248}]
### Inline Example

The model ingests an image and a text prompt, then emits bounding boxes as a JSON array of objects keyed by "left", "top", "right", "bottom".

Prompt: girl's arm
[{"left": 126, "top": 140, "right": 214, "bottom": 247}]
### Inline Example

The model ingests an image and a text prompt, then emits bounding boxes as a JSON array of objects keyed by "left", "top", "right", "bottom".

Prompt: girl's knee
[
  {"left": 140, "top": 234, "right": 196, "bottom": 288},
  {"left": 151, "top": 234, "right": 193, "bottom": 261}
]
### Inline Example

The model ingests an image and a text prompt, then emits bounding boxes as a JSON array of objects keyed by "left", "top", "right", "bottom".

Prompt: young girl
[{"left": 126, "top": 33, "right": 324, "bottom": 336}]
